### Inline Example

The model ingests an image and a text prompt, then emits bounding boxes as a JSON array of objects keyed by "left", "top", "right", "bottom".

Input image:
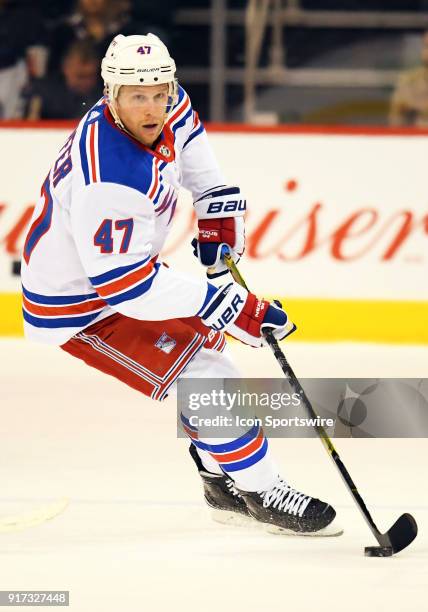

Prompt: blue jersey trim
[
  {"left": 105, "top": 263, "right": 160, "bottom": 306},
  {"left": 176, "top": 86, "right": 186, "bottom": 105},
  {"left": 78, "top": 103, "right": 157, "bottom": 196},
  {"left": 183, "top": 124, "right": 205, "bottom": 149},
  {"left": 79, "top": 120, "right": 90, "bottom": 186},
  {"left": 23, "top": 178, "right": 53, "bottom": 262},
  {"left": 23, "top": 309, "right": 101, "bottom": 328},
  {"left": 153, "top": 183, "right": 164, "bottom": 205},
  {"left": 89, "top": 256, "right": 151, "bottom": 286},
  {"left": 196, "top": 283, "right": 218, "bottom": 316},
  {"left": 22, "top": 285, "right": 99, "bottom": 305},
  {"left": 172, "top": 107, "right": 193, "bottom": 133},
  {"left": 97, "top": 112, "right": 155, "bottom": 195}
]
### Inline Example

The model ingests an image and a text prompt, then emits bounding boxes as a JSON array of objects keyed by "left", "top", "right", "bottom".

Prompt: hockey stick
[
  {"left": 0, "top": 498, "right": 69, "bottom": 533},
  {"left": 221, "top": 248, "right": 418, "bottom": 555}
]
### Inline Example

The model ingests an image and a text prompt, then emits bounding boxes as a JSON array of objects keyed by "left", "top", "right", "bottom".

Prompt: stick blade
[{"left": 386, "top": 513, "right": 418, "bottom": 554}]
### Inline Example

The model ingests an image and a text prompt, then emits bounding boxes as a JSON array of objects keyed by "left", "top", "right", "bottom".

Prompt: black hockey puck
[{"left": 364, "top": 546, "right": 393, "bottom": 557}]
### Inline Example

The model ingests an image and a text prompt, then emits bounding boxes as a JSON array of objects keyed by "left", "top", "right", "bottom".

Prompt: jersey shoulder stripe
[
  {"left": 168, "top": 86, "right": 192, "bottom": 133},
  {"left": 183, "top": 112, "right": 205, "bottom": 149},
  {"left": 79, "top": 102, "right": 104, "bottom": 186}
]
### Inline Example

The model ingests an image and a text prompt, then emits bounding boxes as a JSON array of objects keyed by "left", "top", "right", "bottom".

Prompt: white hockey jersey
[{"left": 21, "top": 86, "right": 224, "bottom": 345}]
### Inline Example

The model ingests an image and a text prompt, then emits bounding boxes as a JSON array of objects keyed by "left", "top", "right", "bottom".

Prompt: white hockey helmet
[{"left": 101, "top": 33, "right": 178, "bottom": 123}]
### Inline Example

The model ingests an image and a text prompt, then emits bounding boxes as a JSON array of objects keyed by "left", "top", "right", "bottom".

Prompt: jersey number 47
[{"left": 94, "top": 218, "right": 134, "bottom": 254}]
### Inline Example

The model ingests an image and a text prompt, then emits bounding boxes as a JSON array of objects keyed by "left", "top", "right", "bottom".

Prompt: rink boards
[{"left": 0, "top": 122, "right": 427, "bottom": 343}]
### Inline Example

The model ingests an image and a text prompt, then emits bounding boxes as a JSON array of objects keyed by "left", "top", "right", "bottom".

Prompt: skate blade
[
  {"left": 211, "top": 510, "right": 343, "bottom": 537},
  {"left": 265, "top": 520, "right": 344, "bottom": 537},
  {"left": 210, "top": 509, "right": 256, "bottom": 528}
]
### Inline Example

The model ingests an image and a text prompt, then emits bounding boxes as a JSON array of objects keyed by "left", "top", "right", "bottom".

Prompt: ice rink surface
[{"left": 1, "top": 338, "right": 427, "bottom": 612}]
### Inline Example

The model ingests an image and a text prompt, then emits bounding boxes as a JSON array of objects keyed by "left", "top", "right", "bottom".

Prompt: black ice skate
[
  {"left": 238, "top": 477, "right": 343, "bottom": 537},
  {"left": 188, "top": 443, "right": 251, "bottom": 525}
]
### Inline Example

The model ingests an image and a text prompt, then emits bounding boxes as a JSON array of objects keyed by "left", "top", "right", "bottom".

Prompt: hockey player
[{"left": 21, "top": 33, "right": 340, "bottom": 536}]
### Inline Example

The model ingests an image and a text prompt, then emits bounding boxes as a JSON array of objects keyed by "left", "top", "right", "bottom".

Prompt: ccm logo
[
  {"left": 210, "top": 294, "right": 244, "bottom": 331},
  {"left": 207, "top": 199, "right": 246, "bottom": 214}
]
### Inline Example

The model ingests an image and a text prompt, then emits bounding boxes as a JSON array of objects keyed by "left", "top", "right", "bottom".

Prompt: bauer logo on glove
[
  {"left": 192, "top": 185, "right": 246, "bottom": 279},
  {"left": 200, "top": 283, "right": 297, "bottom": 348}
]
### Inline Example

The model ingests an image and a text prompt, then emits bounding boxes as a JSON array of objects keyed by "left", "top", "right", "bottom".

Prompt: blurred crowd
[
  {"left": 0, "top": 0, "right": 170, "bottom": 120},
  {"left": 389, "top": 30, "right": 428, "bottom": 127},
  {"left": 1, "top": 0, "right": 428, "bottom": 125}
]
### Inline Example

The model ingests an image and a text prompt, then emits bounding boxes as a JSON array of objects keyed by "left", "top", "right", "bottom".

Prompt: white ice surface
[{"left": 0, "top": 339, "right": 427, "bottom": 611}]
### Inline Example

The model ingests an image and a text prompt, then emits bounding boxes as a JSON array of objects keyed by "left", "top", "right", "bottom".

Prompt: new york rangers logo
[{"left": 155, "top": 332, "right": 176, "bottom": 354}]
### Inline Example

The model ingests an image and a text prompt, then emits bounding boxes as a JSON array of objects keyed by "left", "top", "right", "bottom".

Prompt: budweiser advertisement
[{"left": 0, "top": 124, "right": 427, "bottom": 343}]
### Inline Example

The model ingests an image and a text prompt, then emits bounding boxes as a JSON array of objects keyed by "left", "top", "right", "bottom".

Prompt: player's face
[{"left": 115, "top": 84, "right": 170, "bottom": 146}]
